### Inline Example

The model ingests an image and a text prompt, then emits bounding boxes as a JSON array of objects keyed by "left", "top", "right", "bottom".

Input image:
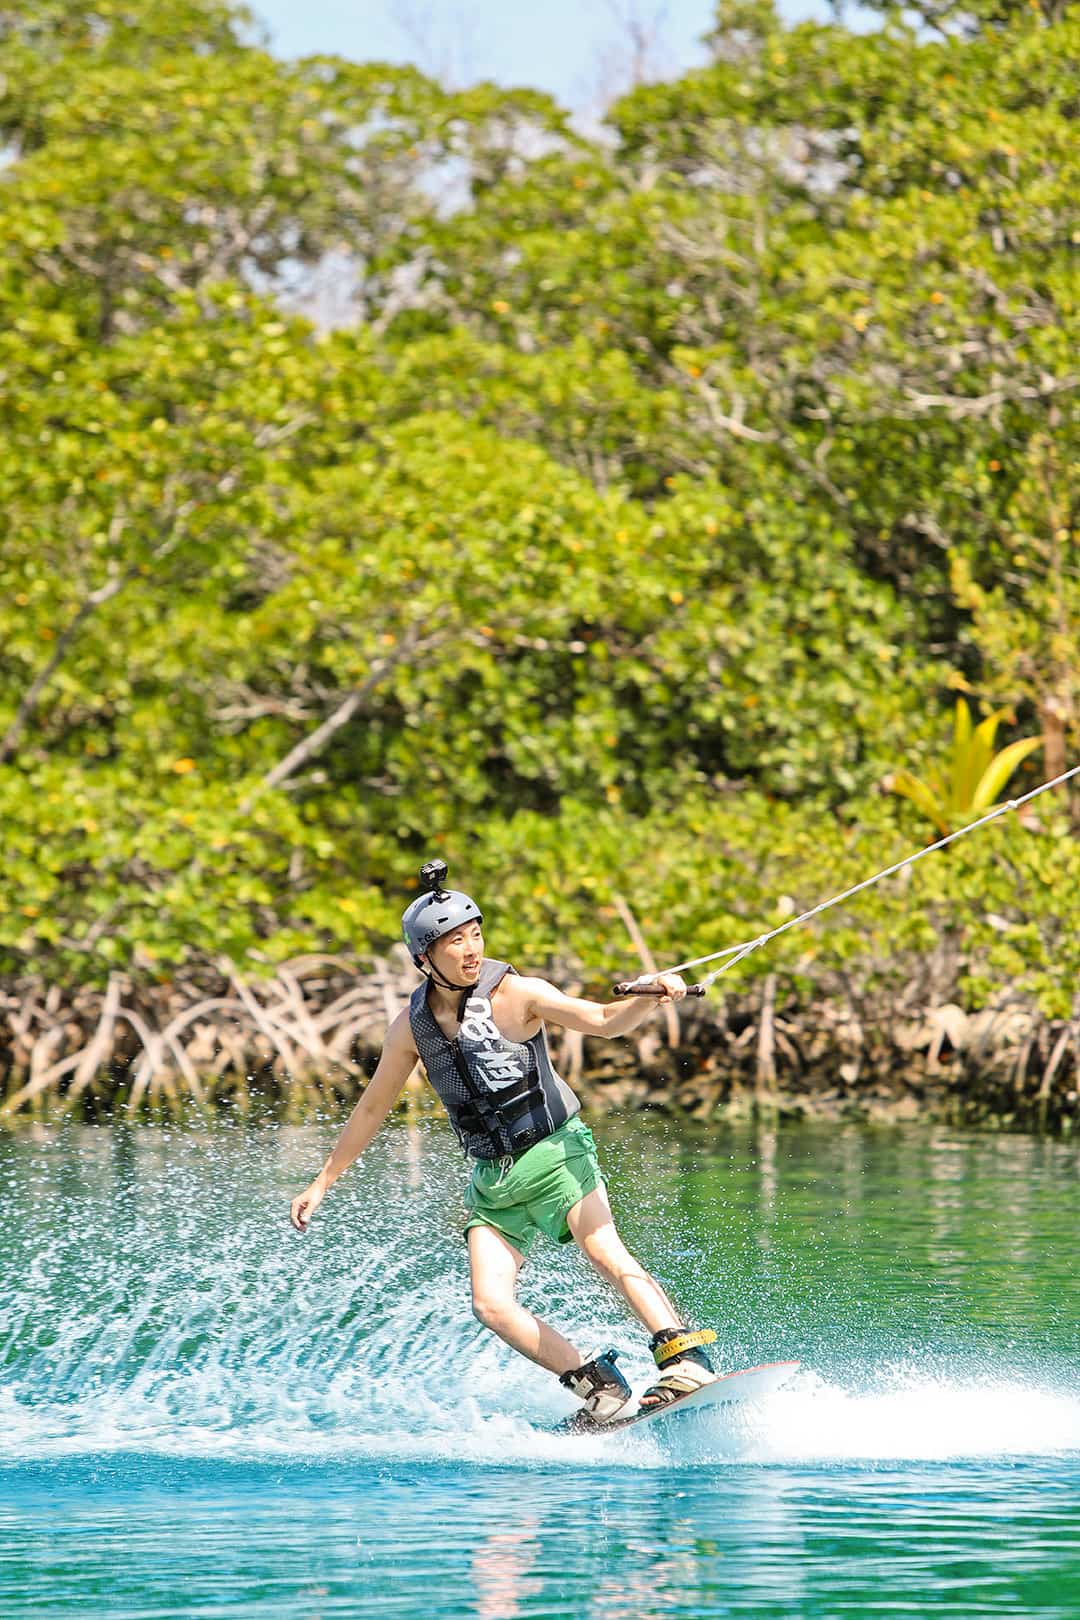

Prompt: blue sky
[{"left": 247, "top": 0, "right": 837, "bottom": 111}]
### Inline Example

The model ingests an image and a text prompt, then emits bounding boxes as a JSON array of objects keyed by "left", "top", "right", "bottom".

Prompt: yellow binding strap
[{"left": 653, "top": 1328, "right": 717, "bottom": 1366}]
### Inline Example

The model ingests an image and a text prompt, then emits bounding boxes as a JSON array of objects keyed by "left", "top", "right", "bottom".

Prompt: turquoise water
[{"left": 2, "top": 1118, "right": 1080, "bottom": 1616}]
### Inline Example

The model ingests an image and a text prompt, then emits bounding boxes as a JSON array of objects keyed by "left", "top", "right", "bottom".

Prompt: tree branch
[
  {"left": 239, "top": 623, "right": 448, "bottom": 812},
  {"left": 900, "top": 373, "right": 1078, "bottom": 418}
]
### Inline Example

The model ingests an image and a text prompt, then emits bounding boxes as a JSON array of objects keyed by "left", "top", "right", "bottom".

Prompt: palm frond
[{"left": 972, "top": 736, "right": 1043, "bottom": 812}]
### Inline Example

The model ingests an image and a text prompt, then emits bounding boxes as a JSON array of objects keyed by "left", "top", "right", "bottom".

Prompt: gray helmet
[{"left": 401, "top": 860, "right": 483, "bottom": 967}]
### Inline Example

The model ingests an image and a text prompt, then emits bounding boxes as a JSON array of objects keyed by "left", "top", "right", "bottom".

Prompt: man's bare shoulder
[
  {"left": 503, "top": 972, "right": 557, "bottom": 1005},
  {"left": 507, "top": 974, "right": 590, "bottom": 1017},
  {"left": 385, "top": 1002, "right": 419, "bottom": 1055},
  {"left": 504, "top": 971, "right": 554, "bottom": 995}
]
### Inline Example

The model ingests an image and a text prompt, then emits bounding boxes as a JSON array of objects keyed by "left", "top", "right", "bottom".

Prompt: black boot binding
[
  {"left": 638, "top": 1327, "right": 718, "bottom": 1409},
  {"left": 558, "top": 1348, "right": 633, "bottom": 1427}
]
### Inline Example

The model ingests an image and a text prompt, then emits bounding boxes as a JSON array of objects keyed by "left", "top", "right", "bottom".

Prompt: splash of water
[
  {"left": 4, "top": 1124, "right": 1079, "bottom": 1469},
  {"left": 5, "top": 1217, "right": 1079, "bottom": 1466}
]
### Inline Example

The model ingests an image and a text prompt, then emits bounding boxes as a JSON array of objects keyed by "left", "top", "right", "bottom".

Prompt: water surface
[{"left": 2, "top": 1118, "right": 1079, "bottom": 1616}]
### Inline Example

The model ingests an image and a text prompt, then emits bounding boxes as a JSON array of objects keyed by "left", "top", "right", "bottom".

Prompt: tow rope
[{"left": 615, "top": 764, "right": 1080, "bottom": 996}]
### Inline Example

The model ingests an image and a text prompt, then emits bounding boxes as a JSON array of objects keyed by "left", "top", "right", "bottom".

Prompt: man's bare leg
[
  {"left": 468, "top": 1224, "right": 582, "bottom": 1376},
  {"left": 567, "top": 1184, "right": 717, "bottom": 1407},
  {"left": 567, "top": 1184, "right": 681, "bottom": 1334}
]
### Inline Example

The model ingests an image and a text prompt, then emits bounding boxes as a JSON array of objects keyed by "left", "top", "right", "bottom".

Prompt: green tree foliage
[{"left": 0, "top": 0, "right": 1075, "bottom": 1020}]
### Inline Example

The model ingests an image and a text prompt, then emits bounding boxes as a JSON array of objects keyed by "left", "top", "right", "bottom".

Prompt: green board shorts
[{"left": 463, "top": 1115, "right": 604, "bottom": 1257}]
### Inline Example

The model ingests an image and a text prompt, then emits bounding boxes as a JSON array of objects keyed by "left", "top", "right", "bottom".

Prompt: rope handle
[{"left": 613, "top": 981, "right": 708, "bottom": 997}]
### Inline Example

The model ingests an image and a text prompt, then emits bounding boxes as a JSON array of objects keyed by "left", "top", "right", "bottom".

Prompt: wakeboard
[{"left": 555, "top": 1359, "right": 800, "bottom": 1435}]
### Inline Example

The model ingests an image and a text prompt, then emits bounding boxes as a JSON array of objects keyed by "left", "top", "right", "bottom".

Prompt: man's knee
[
  {"left": 472, "top": 1290, "right": 513, "bottom": 1332},
  {"left": 468, "top": 1224, "right": 524, "bottom": 1332}
]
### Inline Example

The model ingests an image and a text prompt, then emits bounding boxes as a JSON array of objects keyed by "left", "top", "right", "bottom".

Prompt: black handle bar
[{"left": 613, "top": 982, "right": 708, "bottom": 997}]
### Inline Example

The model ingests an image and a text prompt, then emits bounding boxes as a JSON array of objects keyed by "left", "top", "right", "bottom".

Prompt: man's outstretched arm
[
  {"left": 289, "top": 1008, "right": 419, "bottom": 1231},
  {"left": 514, "top": 973, "right": 686, "bottom": 1039}
]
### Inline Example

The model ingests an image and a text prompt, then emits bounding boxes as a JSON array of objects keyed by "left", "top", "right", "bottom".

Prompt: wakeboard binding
[
  {"left": 638, "top": 1327, "right": 718, "bottom": 1409},
  {"left": 558, "top": 1347, "right": 633, "bottom": 1426}
]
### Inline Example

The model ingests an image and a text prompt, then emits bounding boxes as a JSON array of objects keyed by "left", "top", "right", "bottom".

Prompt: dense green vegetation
[{"left": 1, "top": 0, "right": 1077, "bottom": 1032}]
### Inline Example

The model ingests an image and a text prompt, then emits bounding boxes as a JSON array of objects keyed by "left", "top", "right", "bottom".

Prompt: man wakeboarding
[{"left": 289, "top": 860, "right": 718, "bottom": 1425}]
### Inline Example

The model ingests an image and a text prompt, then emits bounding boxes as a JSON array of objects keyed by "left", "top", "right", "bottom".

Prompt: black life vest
[{"left": 408, "top": 959, "right": 579, "bottom": 1160}]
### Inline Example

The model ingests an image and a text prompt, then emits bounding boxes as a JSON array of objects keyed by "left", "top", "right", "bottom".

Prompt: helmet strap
[{"left": 421, "top": 960, "right": 477, "bottom": 998}]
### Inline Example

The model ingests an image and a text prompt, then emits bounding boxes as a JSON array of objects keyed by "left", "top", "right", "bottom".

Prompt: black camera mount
[{"left": 418, "top": 859, "right": 450, "bottom": 899}]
